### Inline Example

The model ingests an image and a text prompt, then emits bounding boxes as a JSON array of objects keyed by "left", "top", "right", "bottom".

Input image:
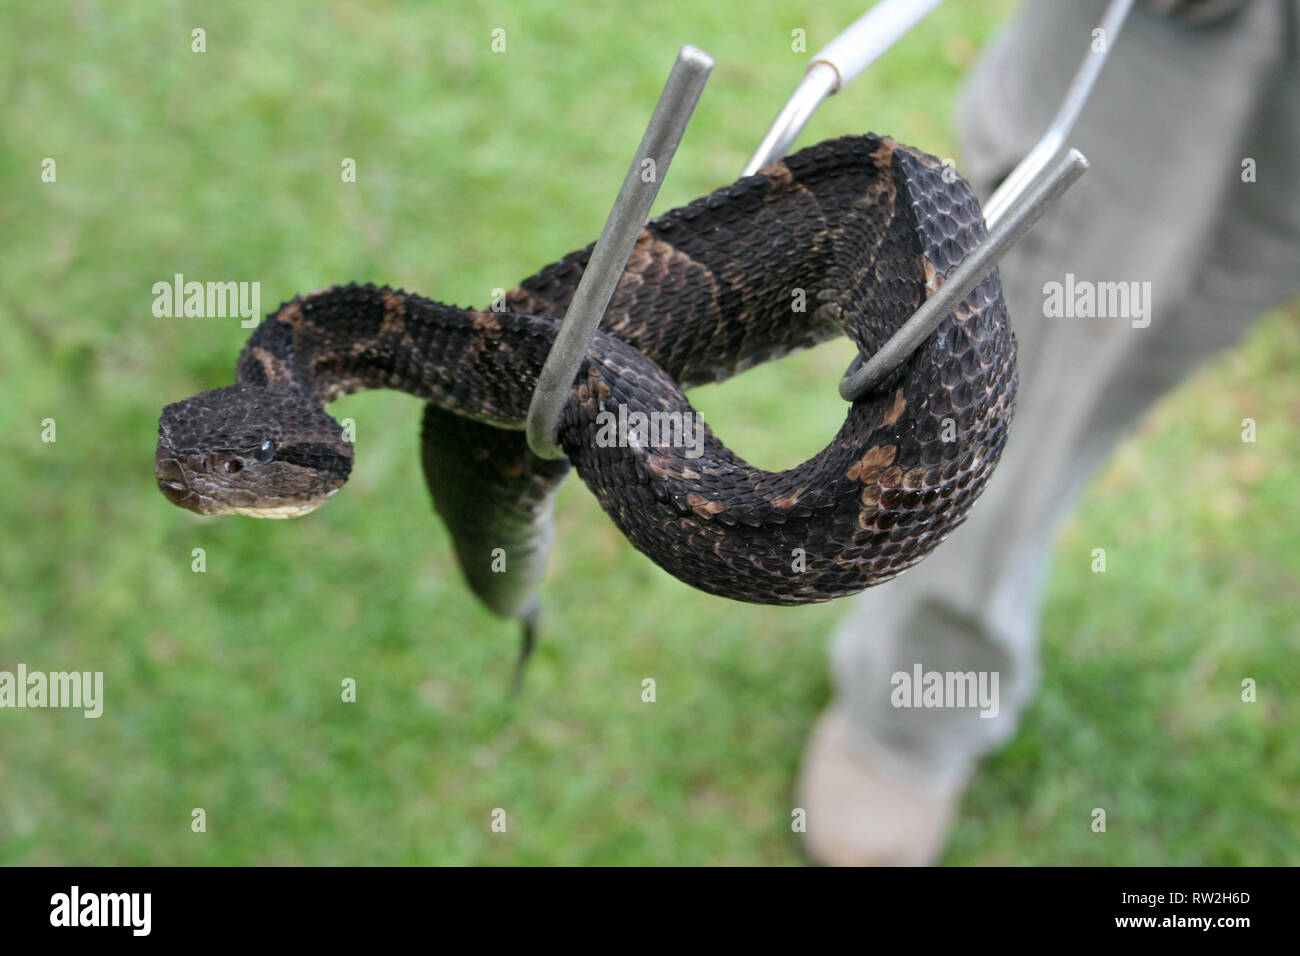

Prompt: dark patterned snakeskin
[{"left": 154, "top": 133, "right": 1017, "bottom": 613}]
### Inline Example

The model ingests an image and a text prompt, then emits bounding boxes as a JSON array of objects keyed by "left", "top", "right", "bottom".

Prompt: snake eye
[
  {"left": 223, "top": 458, "right": 245, "bottom": 474},
  {"left": 255, "top": 439, "right": 275, "bottom": 461}
]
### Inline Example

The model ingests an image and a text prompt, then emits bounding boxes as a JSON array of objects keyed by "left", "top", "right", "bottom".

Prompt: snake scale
[{"left": 155, "top": 133, "right": 1017, "bottom": 637}]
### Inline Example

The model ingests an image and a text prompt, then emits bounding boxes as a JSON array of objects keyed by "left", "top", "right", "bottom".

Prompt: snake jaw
[
  {"left": 154, "top": 383, "right": 353, "bottom": 519},
  {"left": 153, "top": 445, "right": 347, "bottom": 518},
  {"left": 205, "top": 491, "right": 342, "bottom": 519}
]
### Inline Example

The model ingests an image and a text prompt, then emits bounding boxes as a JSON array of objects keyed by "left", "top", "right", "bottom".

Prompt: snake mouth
[
  {"left": 154, "top": 451, "right": 340, "bottom": 518},
  {"left": 213, "top": 493, "right": 338, "bottom": 519}
]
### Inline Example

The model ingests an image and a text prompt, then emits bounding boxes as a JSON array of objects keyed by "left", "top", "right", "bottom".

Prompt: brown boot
[{"left": 796, "top": 706, "right": 965, "bottom": 866}]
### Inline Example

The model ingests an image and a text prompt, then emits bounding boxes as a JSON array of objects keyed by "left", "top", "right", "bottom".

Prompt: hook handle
[{"left": 744, "top": 0, "right": 946, "bottom": 176}]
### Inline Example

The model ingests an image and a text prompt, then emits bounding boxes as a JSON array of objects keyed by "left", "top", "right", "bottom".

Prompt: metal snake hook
[
  {"left": 838, "top": 148, "right": 1089, "bottom": 401},
  {"left": 837, "top": 0, "right": 1136, "bottom": 401},
  {"left": 525, "top": 45, "right": 714, "bottom": 460},
  {"left": 742, "top": 0, "right": 1133, "bottom": 400}
]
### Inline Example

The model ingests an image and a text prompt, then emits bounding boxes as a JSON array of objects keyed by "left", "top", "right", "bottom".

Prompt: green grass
[{"left": 1, "top": 0, "right": 1295, "bottom": 865}]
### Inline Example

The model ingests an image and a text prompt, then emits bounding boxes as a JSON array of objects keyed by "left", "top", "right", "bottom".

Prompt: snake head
[{"left": 154, "top": 383, "right": 353, "bottom": 518}]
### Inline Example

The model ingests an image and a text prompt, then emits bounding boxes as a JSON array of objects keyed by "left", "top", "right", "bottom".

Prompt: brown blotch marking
[
  {"left": 377, "top": 290, "right": 417, "bottom": 348},
  {"left": 846, "top": 443, "right": 896, "bottom": 482},
  {"left": 903, "top": 467, "right": 928, "bottom": 490},
  {"left": 614, "top": 270, "right": 645, "bottom": 304},
  {"left": 276, "top": 288, "right": 333, "bottom": 327},
  {"left": 862, "top": 140, "right": 899, "bottom": 208},
  {"left": 505, "top": 284, "right": 551, "bottom": 315},
  {"left": 871, "top": 137, "right": 897, "bottom": 169},
  {"left": 344, "top": 292, "right": 417, "bottom": 360},
  {"left": 881, "top": 388, "right": 906, "bottom": 427},
  {"left": 687, "top": 494, "right": 725, "bottom": 518},
  {"left": 644, "top": 454, "right": 699, "bottom": 484},
  {"left": 288, "top": 287, "right": 335, "bottom": 324},
  {"left": 611, "top": 234, "right": 722, "bottom": 330},
  {"left": 275, "top": 300, "right": 304, "bottom": 326},
  {"left": 380, "top": 289, "right": 407, "bottom": 324},
  {"left": 839, "top": 139, "right": 900, "bottom": 278},
  {"left": 759, "top": 159, "right": 794, "bottom": 188},
  {"left": 623, "top": 229, "right": 658, "bottom": 275},
  {"left": 320, "top": 375, "right": 364, "bottom": 404},
  {"left": 952, "top": 295, "right": 979, "bottom": 323},
  {"left": 922, "top": 257, "right": 943, "bottom": 298},
  {"left": 249, "top": 346, "right": 294, "bottom": 388},
  {"left": 759, "top": 158, "right": 824, "bottom": 218},
  {"left": 581, "top": 365, "right": 613, "bottom": 404},
  {"left": 854, "top": 170, "right": 895, "bottom": 214},
  {"left": 772, "top": 486, "right": 808, "bottom": 510},
  {"left": 471, "top": 310, "right": 503, "bottom": 339}
]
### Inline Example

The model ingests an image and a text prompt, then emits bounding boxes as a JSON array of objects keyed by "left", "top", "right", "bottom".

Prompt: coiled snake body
[{"left": 155, "top": 134, "right": 1017, "bottom": 631}]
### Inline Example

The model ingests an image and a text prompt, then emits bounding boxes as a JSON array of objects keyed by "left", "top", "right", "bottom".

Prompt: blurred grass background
[{"left": 1, "top": 0, "right": 1296, "bottom": 865}]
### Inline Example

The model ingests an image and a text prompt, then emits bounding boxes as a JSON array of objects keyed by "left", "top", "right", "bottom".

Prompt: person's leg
[{"left": 801, "top": 0, "right": 1300, "bottom": 864}]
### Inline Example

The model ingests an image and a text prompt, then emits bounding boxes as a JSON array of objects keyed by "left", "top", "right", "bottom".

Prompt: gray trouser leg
[{"left": 830, "top": 0, "right": 1300, "bottom": 786}]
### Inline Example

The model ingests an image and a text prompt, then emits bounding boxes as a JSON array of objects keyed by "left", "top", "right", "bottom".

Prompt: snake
[{"left": 154, "top": 133, "right": 1017, "bottom": 644}]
